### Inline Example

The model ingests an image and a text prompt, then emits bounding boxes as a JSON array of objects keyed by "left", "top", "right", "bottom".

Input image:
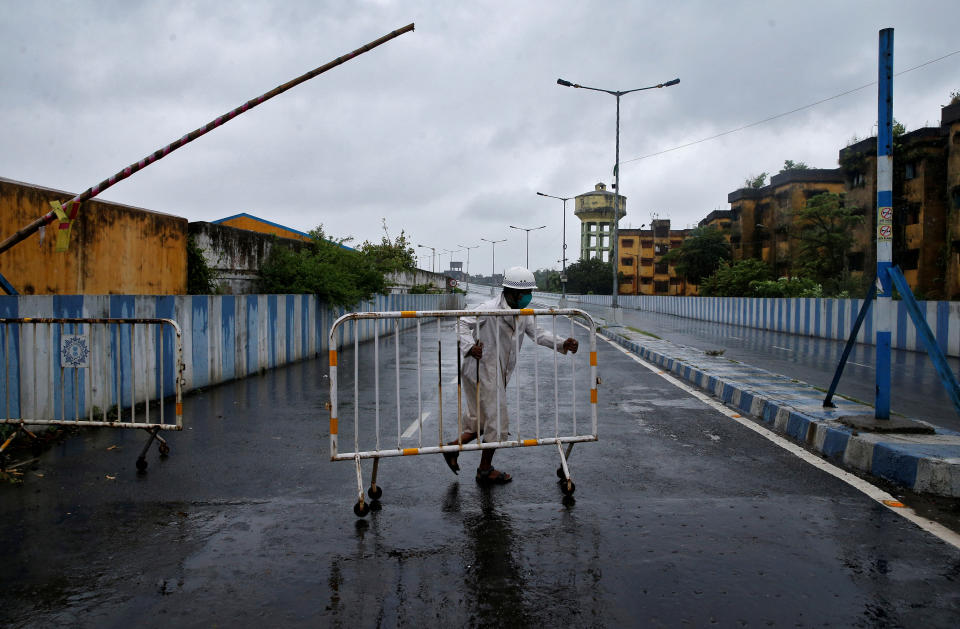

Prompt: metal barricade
[
  {"left": 0, "top": 318, "right": 184, "bottom": 472},
  {"left": 328, "top": 307, "right": 598, "bottom": 516}
]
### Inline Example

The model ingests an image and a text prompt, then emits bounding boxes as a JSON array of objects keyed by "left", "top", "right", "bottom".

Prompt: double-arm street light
[
  {"left": 480, "top": 237, "right": 506, "bottom": 295},
  {"left": 556, "top": 75, "right": 679, "bottom": 322},
  {"left": 458, "top": 243, "right": 480, "bottom": 290},
  {"left": 417, "top": 244, "right": 436, "bottom": 273},
  {"left": 536, "top": 191, "right": 573, "bottom": 307},
  {"left": 508, "top": 224, "right": 546, "bottom": 269}
]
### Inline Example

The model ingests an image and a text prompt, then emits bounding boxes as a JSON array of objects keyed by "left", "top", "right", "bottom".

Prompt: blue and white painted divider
[
  {"left": 0, "top": 292, "right": 464, "bottom": 419},
  {"left": 539, "top": 293, "right": 960, "bottom": 358}
]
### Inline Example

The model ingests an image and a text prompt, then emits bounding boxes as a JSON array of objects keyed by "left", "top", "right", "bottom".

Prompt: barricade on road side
[
  {"left": 328, "top": 307, "right": 599, "bottom": 516},
  {"left": 0, "top": 318, "right": 184, "bottom": 472}
]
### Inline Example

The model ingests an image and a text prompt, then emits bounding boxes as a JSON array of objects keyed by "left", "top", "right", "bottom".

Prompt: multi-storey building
[
  {"left": 946, "top": 102, "right": 960, "bottom": 298},
  {"left": 727, "top": 169, "right": 846, "bottom": 278},
  {"left": 617, "top": 219, "right": 692, "bottom": 296},
  {"left": 721, "top": 101, "right": 960, "bottom": 298},
  {"left": 838, "top": 104, "right": 960, "bottom": 298},
  {"left": 698, "top": 209, "right": 732, "bottom": 232}
]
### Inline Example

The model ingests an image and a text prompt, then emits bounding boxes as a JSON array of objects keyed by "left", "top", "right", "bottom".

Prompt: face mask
[{"left": 517, "top": 293, "right": 533, "bottom": 308}]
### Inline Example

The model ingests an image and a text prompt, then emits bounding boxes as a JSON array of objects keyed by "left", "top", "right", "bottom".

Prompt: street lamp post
[
  {"left": 508, "top": 224, "right": 546, "bottom": 269},
  {"left": 537, "top": 191, "right": 572, "bottom": 307},
  {"left": 557, "top": 75, "right": 679, "bottom": 324},
  {"left": 458, "top": 243, "right": 479, "bottom": 292},
  {"left": 480, "top": 237, "right": 506, "bottom": 296},
  {"left": 417, "top": 244, "right": 436, "bottom": 273}
]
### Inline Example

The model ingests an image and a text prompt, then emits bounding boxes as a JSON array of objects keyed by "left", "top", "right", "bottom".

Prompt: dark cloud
[{"left": 1, "top": 0, "right": 957, "bottom": 273}]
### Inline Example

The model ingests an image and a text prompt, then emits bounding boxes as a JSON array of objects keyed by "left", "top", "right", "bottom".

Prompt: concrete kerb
[{"left": 599, "top": 325, "right": 960, "bottom": 498}]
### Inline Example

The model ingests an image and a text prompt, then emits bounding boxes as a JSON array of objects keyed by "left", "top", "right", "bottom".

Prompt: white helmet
[{"left": 502, "top": 266, "right": 536, "bottom": 290}]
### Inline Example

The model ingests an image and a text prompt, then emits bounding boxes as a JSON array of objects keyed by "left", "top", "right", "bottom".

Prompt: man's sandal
[
  {"left": 442, "top": 451, "right": 460, "bottom": 475},
  {"left": 476, "top": 467, "right": 512, "bottom": 484}
]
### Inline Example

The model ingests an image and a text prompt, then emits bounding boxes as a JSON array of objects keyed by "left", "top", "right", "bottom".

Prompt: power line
[{"left": 621, "top": 48, "right": 960, "bottom": 166}]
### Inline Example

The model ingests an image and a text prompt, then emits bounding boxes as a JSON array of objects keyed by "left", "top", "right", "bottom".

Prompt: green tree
[
  {"left": 792, "top": 192, "right": 862, "bottom": 291},
  {"left": 699, "top": 259, "right": 773, "bottom": 297},
  {"left": 259, "top": 225, "right": 387, "bottom": 307},
  {"left": 187, "top": 235, "right": 219, "bottom": 294},
  {"left": 358, "top": 220, "right": 416, "bottom": 275},
  {"left": 565, "top": 257, "right": 613, "bottom": 294},
  {"left": 779, "top": 159, "right": 810, "bottom": 173},
  {"left": 660, "top": 226, "right": 731, "bottom": 285},
  {"left": 744, "top": 172, "right": 768, "bottom": 189},
  {"left": 533, "top": 268, "right": 562, "bottom": 292},
  {"left": 750, "top": 277, "right": 822, "bottom": 298}
]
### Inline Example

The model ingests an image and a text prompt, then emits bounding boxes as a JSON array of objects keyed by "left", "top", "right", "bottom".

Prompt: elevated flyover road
[{"left": 0, "top": 289, "right": 958, "bottom": 626}]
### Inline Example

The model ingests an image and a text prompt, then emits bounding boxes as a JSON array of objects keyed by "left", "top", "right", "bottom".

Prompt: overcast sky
[{"left": 2, "top": 1, "right": 958, "bottom": 275}]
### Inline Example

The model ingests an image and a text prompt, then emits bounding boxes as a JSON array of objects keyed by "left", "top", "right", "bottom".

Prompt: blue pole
[
  {"left": 0, "top": 271, "right": 17, "bottom": 295},
  {"left": 875, "top": 28, "right": 894, "bottom": 420}
]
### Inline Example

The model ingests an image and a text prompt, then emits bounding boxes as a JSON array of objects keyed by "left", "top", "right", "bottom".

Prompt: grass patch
[
  {"left": 809, "top": 385, "right": 871, "bottom": 407},
  {"left": 626, "top": 326, "right": 661, "bottom": 339}
]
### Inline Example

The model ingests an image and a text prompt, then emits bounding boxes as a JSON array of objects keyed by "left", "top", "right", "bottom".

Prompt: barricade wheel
[
  {"left": 556, "top": 467, "right": 565, "bottom": 479},
  {"left": 560, "top": 480, "right": 576, "bottom": 496},
  {"left": 136, "top": 457, "right": 148, "bottom": 472},
  {"left": 158, "top": 442, "right": 171, "bottom": 456},
  {"left": 354, "top": 501, "right": 370, "bottom": 517},
  {"left": 368, "top": 485, "right": 383, "bottom": 500}
]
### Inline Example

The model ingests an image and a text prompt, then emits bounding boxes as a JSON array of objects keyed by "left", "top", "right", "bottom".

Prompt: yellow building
[
  {"left": 839, "top": 106, "right": 959, "bottom": 298},
  {"left": 617, "top": 219, "right": 692, "bottom": 296},
  {"left": 721, "top": 101, "right": 960, "bottom": 299},
  {"left": 0, "top": 177, "right": 187, "bottom": 295},
  {"left": 727, "top": 169, "right": 846, "bottom": 277},
  {"left": 698, "top": 209, "right": 733, "bottom": 232},
  {"left": 945, "top": 102, "right": 960, "bottom": 298}
]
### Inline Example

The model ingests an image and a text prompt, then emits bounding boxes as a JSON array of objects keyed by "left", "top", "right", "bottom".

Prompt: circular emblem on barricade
[{"left": 61, "top": 334, "right": 90, "bottom": 368}]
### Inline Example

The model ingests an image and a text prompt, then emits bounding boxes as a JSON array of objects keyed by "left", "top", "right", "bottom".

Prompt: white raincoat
[{"left": 456, "top": 293, "right": 568, "bottom": 442}]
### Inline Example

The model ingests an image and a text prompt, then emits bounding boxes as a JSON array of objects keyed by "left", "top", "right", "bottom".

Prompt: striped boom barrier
[{"left": 328, "top": 308, "right": 599, "bottom": 517}]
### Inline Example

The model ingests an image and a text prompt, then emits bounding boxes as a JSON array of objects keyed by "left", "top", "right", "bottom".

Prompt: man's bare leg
[
  {"left": 441, "top": 431, "right": 476, "bottom": 474},
  {"left": 449, "top": 431, "right": 477, "bottom": 446},
  {"left": 477, "top": 448, "right": 510, "bottom": 482}
]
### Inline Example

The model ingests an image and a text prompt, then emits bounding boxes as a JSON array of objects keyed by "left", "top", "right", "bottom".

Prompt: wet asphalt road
[{"left": 2, "top": 291, "right": 960, "bottom": 627}]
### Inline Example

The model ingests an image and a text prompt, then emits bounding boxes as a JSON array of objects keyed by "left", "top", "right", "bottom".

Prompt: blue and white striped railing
[
  {"left": 0, "top": 293, "right": 465, "bottom": 403},
  {"left": 536, "top": 293, "right": 960, "bottom": 358}
]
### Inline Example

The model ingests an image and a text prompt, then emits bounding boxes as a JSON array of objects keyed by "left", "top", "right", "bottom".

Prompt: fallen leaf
[
  {"left": 34, "top": 473, "right": 44, "bottom": 478},
  {"left": 107, "top": 445, "right": 119, "bottom": 451},
  {"left": 105, "top": 475, "right": 116, "bottom": 480}
]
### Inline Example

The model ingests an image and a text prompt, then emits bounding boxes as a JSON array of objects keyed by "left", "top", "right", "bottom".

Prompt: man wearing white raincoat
[{"left": 442, "top": 266, "right": 578, "bottom": 484}]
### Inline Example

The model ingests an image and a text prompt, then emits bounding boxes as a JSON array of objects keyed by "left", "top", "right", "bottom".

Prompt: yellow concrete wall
[
  {"left": 218, "top": 215, "right": 311, "bottom": 242},
  {"left": 0, "top": 178, "right": 187, "bottom": 294}
]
